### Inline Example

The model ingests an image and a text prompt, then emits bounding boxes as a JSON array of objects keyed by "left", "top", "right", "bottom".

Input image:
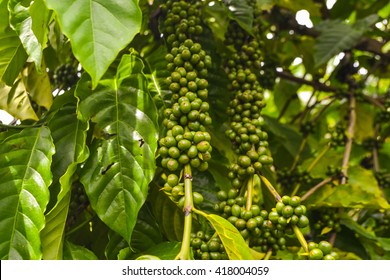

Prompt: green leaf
[
  {"left": 131, "top": 204, "right": 163, "bottom": 252},
  {"left": 203, "top": 1, "right": 229, "bottom": 42},
  {"left": 314, "top": 15, "right": 379, "bottom": 67},
  {"left": 341, "top": 215, "right": 390, "bottom": 259},
  {"left": 63, "top": 240, "right": 98, "bottom": 260},
  {"left": 22, "top": 63, "right": 53, "bottom": 110},
  {"left": 201, "top": 213, "right": 254, "bottom": 260},
  {"left": 0, "top": 126, "right": 55, "bottom": 259},
  {"left": 273, "top": 79, "right": 301, "bottom": 119},
  {"left": 224, "top": 0, "right": 254, "bottom": 35},
  {"left": 0, "top": 0, "right": 28, "bottom": 86},
  {"left": 307, "top": 166, "right": 390, "bottom": 209},
  {"left": 263, "top": 116, "right": 311, "bottom": 168},
  {"left": 137, "top": 241, "right": 181, "bottom": 260},
  {"left": 41, "top": 96, "right": 89, "bottom": 259},
  {"left": 40, "top": 192, "right": 70, "bottom": 260},
  {"left": 105, "top": 230, "right": 128, "bottom": 260},
  {"left": 8, "top": 0, "right": 48, "bottom": 70},
  {"left": 275, "top": 0, "right": 321, "bottom": 17},
  {"left": 46, "top": 0, "right": 142, "bottom": 87},
  {"left": 149, "top": 184, "right": 184, "bottom": 241},
  {"left": 76, "top": 53, "right": 159, "bottom": 243},
  {"left": 0, "top": 79, "right": 39, "bottom": 121}
]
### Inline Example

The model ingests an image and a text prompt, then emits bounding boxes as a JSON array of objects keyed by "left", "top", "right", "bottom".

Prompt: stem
[
  {"left": 264, "top": 250, "right": 273, "bottom": 260},
  {"left": 289, "top": 136, "right": 308, "bottom": 172},
  {"left": 340, "top": 95, "right": 356, "bottom": 185},
  {"left": 301, "top": 177, "right": 334, "bottom": 201},
  {"left": 259, "top": 174, "right": 282, "bottom": 202},
  {"left": 329, "top": 232, "right": 337, "bottom": 246},
  {"left": 276, "top": 70, "right": 338, "bottom": 92},
  {"left": 246, "top": 175, "right": 254, "bottom": 210},
  {"left": 293, "top": 225, "right": 309, "bottom": 253},
  {"left": 175, "top": 164, "right": 193, "bottom": 260},
  {"left": 372, "top": 124, "right": 381, "bottom": 173}
]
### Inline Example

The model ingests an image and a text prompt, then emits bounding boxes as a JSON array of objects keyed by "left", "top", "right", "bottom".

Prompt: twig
[
  {"left": 372, "top": 123, "right": 381, "bottom": 173},
  {"left": 340, "top": 94, "right": 356, "bottom": 184},
  {"left": 301, "top": 177, "right": 334, "bottom": 201},
  {"left": 276, "top": 70, "right": 338, "bottom": 92}
]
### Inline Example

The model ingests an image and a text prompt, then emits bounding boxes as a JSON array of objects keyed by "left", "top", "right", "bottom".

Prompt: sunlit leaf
[
  {"left": 76, "top": 53, "right": 159, "bottom": 243},
  {"left": 0, "top": 127, "right": 55, "bottom": 259},
  {"left": 46, "top": 0, "right": 142, "bottom": 87},
  {"left": 201, "top": 213, "right": 254, "bottom": 260},
  {"left": 0, "top": 0, "right": 27, "bottom": 86},
  {"left": 8, "top": 0, "right": 49, "bottom": 69}
]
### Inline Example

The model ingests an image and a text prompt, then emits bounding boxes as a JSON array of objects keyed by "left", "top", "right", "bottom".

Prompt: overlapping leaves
[{"left": 76, "top": 53, "right": 159, "bottom": 244}]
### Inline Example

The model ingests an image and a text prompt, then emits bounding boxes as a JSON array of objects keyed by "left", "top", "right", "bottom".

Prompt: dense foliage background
[{"left": 0, "top": 0, "right": 389, "bottom": 260}]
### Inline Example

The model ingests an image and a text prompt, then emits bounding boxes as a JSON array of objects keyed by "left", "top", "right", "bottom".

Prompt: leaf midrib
[{"left": 8, "top": 128, "right": 42, "bottom": 259}]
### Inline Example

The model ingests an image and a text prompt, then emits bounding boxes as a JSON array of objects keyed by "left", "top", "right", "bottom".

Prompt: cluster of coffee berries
[
  {"left": 258, "top": 54, "right": 278, "bottom": 90},
  {"left": 277, "top": 167, "right": 313, "bottom": 190},
  {"left": 51, "top": 63, "right": 79, "bottom": 90},
  {"left": 158, "top": 0, "right": 213, "bottom": 176},
  {"left": 270, "top": 195, "right": 309, "bottom": 229},
  {"left": 190, "top": 231, "right": 228, "bottom": 260},
  {"left": 300, "top": 121, "right": 315, "bottom": 136},
  {"left": 66, "top": 182, "right": 89, "bottom": 228},
  {"left": 312, "top": 208, "right": 342, "bottom": 234},
  {"left": 214, "top": 189, "right": 285, "bottom": 253},
  {"left": 327, "top": 123, "right": 346, "bottom": 148},
  {"left": 306, "top": 241, "right": 339, "bottom": 260},
  {"left": 375, "top": 96, "right": 390, "bottom": 123},
  {"left": 375, "top": 170, "right": 390, "bottom": 189},
  {"left": 223, "top": 35, "right": 273, "bottom": 188},
  {"left": 161, "top": 172, "right": 205, "bottom": 206}
]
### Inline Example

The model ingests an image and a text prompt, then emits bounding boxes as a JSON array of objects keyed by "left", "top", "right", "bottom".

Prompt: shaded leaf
[
  {"left": 0, "top": 126, "right": 55, "bottom": 259},
  {"left": 0, "top": 79, "right": 38, "bottom": 121},
  {"left": 137, "top": 241, "right": 181, "bottom": 260},
  {"left": 201, "top": 213, "right": 254, "bottom": 260},
  {"left": 341, "top": 215, "right": 390, "bottom": 259},
  {"left": 263, "top": 116, "right": 311, "bottom": 168},
  {"left": 314, "top": 15, "right": 379, "bottom": 67},
  {"left": 46, "top": 0, "right": 142, "bottom": 87},
  {"left": 63, "top": 240, "right": 98, "bottom": 260},
  {"left": 76, "top": 53, "right": 159, "bottom": 243},
  {"left": 22, "top": 63, "right": 53, "bottom": 110},
  {"left": 105, "top": 230, "right": 129, "bottom": 260},
  {"left": 41, "top": 96, "right": 89, "bottom": 259},
  {"left": 40, "top": 192, "right": 70, "bottom": 260},
  {"left": 224, "top": 0, "right": 253, "bottom": 35},
  {"left": 149, "top": 184, "right": 184, "bottom": 241},
  {"left": 273, "top": 79, "right": 301, "bottom": 119},
  {"left": 276, "top": 0, "right": 321, "bottom": 17}
]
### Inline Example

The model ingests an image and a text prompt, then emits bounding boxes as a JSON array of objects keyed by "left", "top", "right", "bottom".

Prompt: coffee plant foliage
[{"left": 0, "top": 0, "right": 390, "bottom": 260}]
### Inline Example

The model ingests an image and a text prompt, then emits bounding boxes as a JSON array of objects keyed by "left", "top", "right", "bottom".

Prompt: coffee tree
[{"left": 0, "top": 0, "right": 389, "bottom": 260}]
